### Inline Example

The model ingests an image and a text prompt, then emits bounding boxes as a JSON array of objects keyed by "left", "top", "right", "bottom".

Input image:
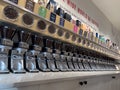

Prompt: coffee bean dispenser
[
  {"left": 24, "top": 34, "right": 42, "bottom": 72},
  {"left": 42, "top": 38, "right": 58, "bottom": 72},
  {"left": 10, "top": 29, "right": 30, "bottom": 73},
  {"left": 0, "top": 23, "right": 16, "bottom": 73}
]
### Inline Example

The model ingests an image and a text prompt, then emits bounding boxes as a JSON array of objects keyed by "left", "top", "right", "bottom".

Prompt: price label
[
  {"left": 59, "top": 18, "right": 65, "bottom": 26},
  {"left": 83, "top": 31, "right": 88, "bottom": 38},
  {"left": 50, "top": 12, "right": 56, "bottom": 22},
  {"left": 9, "top": 0, "right": 18, "bottom": 4},
  {"left": 79, "top": 29, "right": 83, "bottom": 36},
  {"left": 25, "top": 0, "right": 35, "bottom": 12}
]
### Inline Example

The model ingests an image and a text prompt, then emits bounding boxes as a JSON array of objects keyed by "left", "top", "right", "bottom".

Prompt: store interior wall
[
  {"left": 54, "top": 0, "right": 120, "bottom": 47},
  {"left": 76, "top": 0, "right": 120, "bottom": 45}
]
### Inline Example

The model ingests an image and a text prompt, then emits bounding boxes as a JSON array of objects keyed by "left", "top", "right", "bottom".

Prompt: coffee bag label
[
  {"left": 38, "top": 7, "right": 47, "bottom": 18},
  {"left": 9, "top": 0, "right": 18, "bottom": 4},
  {"left": 25, "top": 0, "right": 35, "bottom": 12},
  {"left": 73, "top": 25, "right": 78, "bottom": 33}
]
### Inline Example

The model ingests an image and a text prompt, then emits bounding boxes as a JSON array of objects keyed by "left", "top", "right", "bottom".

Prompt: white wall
[{"left": 54, "top": 0, "right": 120, "bottom": 46}]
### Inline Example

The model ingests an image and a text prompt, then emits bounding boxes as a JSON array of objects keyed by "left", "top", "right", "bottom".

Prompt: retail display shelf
[
  {"left": 0, "top": 1, "right": 120, "bottom": 90},
  {"left": 2, "top": 0, "right": 120, "bottom": 61}
]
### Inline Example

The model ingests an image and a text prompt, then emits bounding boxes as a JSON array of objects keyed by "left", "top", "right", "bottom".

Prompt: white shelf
[{"left": 0, "top": 71, "right": 120, "bottom": 89}]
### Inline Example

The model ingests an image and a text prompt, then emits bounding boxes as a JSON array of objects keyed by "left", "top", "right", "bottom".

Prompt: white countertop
[{"left": 0, "top": 71, "right": 120, "bottom": 89}]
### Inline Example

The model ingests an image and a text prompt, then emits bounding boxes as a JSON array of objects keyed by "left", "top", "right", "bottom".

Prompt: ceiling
[{"left": 91, "top": 0, "right": 120, "bottom": 30}]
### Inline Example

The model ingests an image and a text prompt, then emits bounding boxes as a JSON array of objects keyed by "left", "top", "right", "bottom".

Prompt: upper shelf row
[{"left": 0, "top": 0, "right": 120, "bottom": 60}]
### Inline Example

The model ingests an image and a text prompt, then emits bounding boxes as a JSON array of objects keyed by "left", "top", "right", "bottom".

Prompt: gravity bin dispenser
[
  {"left": 10, "top": 29, "right": 30, "bottom": 73},
  {"left": 0, "top": 0, "right": 118, "bottom": 74},
  {"left": 0, "top": 22, "right": 16, "bottom": 74}
]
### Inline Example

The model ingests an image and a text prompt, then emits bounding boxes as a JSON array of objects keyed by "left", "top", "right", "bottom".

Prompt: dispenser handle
[
  {"left": 18, "top": 30, "right": 30, "bottom": 42},
  {"left": 32, "top": 34, "right": 43, "bottom": 46}
]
